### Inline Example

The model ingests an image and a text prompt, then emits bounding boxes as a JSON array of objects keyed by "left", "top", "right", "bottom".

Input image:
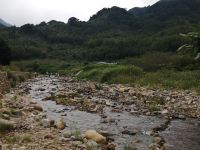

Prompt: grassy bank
[
  {"left": 13, "top": 59, "right": 84, "bottom": 75},
  {"left": 0, "top": 65, "right": 32, "bottom": 88},
  {"left": 77, "top": 64, "right": 200, "bottom": 93},
  {"left": 6, "top": 59, "right": 200, "bottom": 93}
]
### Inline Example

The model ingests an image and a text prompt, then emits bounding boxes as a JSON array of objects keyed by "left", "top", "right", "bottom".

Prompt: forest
[{"left": 0, "top": 0, "right": 200, "bottom": 90}]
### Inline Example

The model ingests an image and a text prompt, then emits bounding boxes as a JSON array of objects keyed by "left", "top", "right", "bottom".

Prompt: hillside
[
  {"left": 0, "top": 19, "right": 12, "bottom": 28},
  {"left": 0, "top": 0, "right": 199, "bottom": 71}
]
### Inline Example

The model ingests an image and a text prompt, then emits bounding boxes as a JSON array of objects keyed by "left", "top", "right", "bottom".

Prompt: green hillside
[{"left": 0, "top": 0, "right": 200, "bottom": 72}]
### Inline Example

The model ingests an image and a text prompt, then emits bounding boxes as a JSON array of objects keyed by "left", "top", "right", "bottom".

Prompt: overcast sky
[{"left": 0, "top": 0, "right": 159, "bottom": 26}]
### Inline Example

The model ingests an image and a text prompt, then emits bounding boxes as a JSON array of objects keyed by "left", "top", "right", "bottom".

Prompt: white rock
[
  {"left": 84, "top": 130, "right": 106, "bottom": 144},
  {"left": 161, "top": 110, "right": 169, "bottom": 115},
  {"left": 41, "top": 119, "right": 51, "bottom": 128}
]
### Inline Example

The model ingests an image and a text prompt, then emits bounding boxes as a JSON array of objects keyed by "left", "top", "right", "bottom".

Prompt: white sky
[{"left": 0, "top": 0, "right": 159, "bottom": 26}]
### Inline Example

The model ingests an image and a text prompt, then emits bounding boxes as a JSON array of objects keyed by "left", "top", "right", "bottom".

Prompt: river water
[{"left": 24, "top": 76, "right": 200, "bottom": 150}]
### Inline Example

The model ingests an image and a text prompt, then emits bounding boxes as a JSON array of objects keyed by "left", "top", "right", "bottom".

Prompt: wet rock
[
  {"left": 84, "top": 130, "right": 106, "bottom": 144},
  {"left": 86, "top": 140, "right": 98, "bottom": 150},
  {"left": 55, "top": 119, "right": 66, "bottom": 130},
  {"left": 176, "top": 114, "right": 186, "bottom": 120},
  {"left": 39, "top": 88, "right": 45, "bottom": 91}
]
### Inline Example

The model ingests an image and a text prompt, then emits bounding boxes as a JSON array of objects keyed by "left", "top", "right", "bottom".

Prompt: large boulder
[{"left": 84, "top": 130, "right": 106, "bottom": 144}]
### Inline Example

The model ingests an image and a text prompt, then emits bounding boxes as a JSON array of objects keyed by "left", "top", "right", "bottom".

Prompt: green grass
[
  {"left": 13, "top": 59, "right": 84, "bottom": 75},
  {"left": 78, "top": 64, "right": 200, "bottom": 93},
  {"left": 78, "top": 64, "right": 144, "bottom": 84},
  {"left": 134, "top": 70, "right": 200, "bottom": 92}
]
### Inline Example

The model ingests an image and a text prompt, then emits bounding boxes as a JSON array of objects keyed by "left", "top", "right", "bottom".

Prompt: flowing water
[{"left": 23, "top": 76, "right": 200, "bottom": 150}]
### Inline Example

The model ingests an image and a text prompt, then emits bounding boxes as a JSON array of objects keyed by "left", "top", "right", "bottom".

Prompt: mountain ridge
[
  {"left": 0, "top": 18, "right": 12, "bottom": 27},
  {"left": 0, "top": 0, "right": 200, "bottom": 62}
]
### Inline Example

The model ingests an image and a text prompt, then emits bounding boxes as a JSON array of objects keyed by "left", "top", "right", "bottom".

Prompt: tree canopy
[{"left": 0, "top": 39, "right": 11, "bottom": 65}]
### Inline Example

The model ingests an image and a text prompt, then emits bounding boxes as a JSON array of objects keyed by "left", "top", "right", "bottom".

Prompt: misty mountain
[{"left": 0, "top": 18, "right": 12, "bottom": 27}]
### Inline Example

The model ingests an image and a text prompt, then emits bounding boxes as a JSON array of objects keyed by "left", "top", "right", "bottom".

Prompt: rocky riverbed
[{"left": 0, "top": 76, "right": 200, "bottom": 150}]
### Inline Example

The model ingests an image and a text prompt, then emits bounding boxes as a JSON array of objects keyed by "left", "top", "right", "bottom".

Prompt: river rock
[
  {"left": 86, "top": 140, "right": 98, "bottom": 150},
  {"left": 98, "top": 130, "right": 111, "bottom": 137},
  {"left": 176, "top": 114, "right": 186, "bottom": 120},
  {"left": 32, "top": 105, "right": 43, "bottom": 111},
  {"left": 118, "top": 87, "right": 129, "bottom": 93},
  {"left": 161, "top": 109, "right": 169, "bottom": 115},
  {"left": 122, "top": 129, "right": 138, "bottom": 135},
  {"left": 63, "top": 131, "right": 72, "bottom": 138},
  {"left": 107, "top": 143, "right": 116, "bottom": 150},
  {"left": 41, "top": 119, "right": 51, "bottom": 128},
  {"left": 2, "top": 114, "right": 10, "bottom": 120},
  {"left": 71, "top": 141, "right": 83, "bottom": 147},
  {"left": 44, "top": 134, "right": 54, "bottom": 139},
  {"left": 55, "top": 119, "right": 66, "bottom": 130},
  {"left": 84, "top": 130, "right": 106, "bottom": 144}
]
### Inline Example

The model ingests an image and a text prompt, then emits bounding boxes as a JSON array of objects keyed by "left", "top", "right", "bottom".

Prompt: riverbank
[{"left": 0, "top": 76, "right": 200, "bottom": 150}]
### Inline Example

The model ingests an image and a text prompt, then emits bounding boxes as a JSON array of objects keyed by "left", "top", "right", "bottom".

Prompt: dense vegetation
[
  {"left": 0, "top": 0, "right": 199, "bottom": 63},
  {"left": 0, "top": 39, "right": 11, "bottom": 65},
  {"left": 0, "top": 0, "right": 200, "bottom": 91},
  {"left": 78, "top": 63, "right": 200, "bottom": 92}
]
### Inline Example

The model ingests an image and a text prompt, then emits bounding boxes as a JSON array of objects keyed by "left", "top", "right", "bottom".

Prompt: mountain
[
  {"left": 0, "top": 18, "right": 12, "bottom": 27},
  {"left": 0, "top": 0, "right": 200, "bottom": 62},
  {"left": 89, "top": 6, "right": 135, "bottom": 24},
  {"left": 129, "top": 0, "right": 200, "bottom": 23}
]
